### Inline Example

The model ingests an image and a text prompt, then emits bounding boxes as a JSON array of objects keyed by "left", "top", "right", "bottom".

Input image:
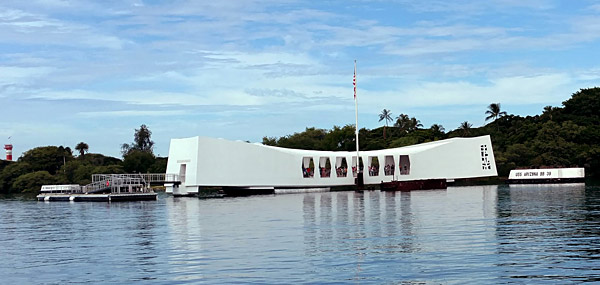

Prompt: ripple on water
[{"left": 1, "top": 186, "right": 600, "bottom": 283}]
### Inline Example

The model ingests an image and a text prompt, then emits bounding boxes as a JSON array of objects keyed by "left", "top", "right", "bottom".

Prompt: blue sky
[{"left": 1, "top": 0, "right": 599, "bottom": 159}]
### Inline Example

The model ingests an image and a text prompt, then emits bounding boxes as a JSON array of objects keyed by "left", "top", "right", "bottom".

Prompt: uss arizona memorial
[{"left": 165, "top": 135, "right": 497, "bottom": 195}]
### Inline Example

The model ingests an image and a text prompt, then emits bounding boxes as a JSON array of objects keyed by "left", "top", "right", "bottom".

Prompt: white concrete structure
[
  {"left": 508, "top": 168, "right": 584, "bottom": 182},
  {"left": 165, "top": 135, "right": 497, "bottom": 195}
]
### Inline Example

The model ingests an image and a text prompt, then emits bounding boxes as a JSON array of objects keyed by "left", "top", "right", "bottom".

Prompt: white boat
[{"left": 40, "top": 184, "right": 83, "bottom": 194}]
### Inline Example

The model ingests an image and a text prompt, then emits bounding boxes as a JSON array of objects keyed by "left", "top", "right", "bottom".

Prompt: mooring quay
[{"left": 37, "top": 173, "right": 180, "bottom": 202}]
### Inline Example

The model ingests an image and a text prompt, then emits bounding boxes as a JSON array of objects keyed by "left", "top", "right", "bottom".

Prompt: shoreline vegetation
[
  {"left": 1, "top": 88, "right": 599, "bottom": 196},
  {"left": 262, "top": 87, "right": 599, "bottom": 181},
  {"left": 0, "top": 125, "right": 165, "bottom": 196}
]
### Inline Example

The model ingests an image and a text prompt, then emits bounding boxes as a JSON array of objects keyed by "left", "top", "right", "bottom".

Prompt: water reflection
[
  {"left": 2, "top": 185, "right": 600, "bottom": 283},
  {"left": 319, "top": 193, "right": 332, "bottom": 246},
  {"left": 303, "top": 195, "right": 316, "bottom": 257},
  {"left": 495, "top": 183, "right": 600, "bottom": 282},
  {"left": 399, "top": 191, "right": 417, "bottom": 253},
  {"left": 383, "top": 191, "right": 396, "bottom": 239},
  {"left": 165, "top": 196, "right": 204, "bottom": 282}
]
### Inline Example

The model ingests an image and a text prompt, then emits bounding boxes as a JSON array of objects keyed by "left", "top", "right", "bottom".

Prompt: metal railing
[
  {"left": 85, "top": 173, "right": 180, "bottom": 194},
  {"left": 92, "top": 173, "right": 180, "bottom": 184}
]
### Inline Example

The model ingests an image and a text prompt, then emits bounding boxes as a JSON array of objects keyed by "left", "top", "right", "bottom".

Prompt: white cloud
[
  {"left": 0, "top": 6, "right": 126, "bottom": 49},
  {"left": 77, "top": 110, "right": 189, "bottom": 118},
  {"left": 0, "top": 66, "right": 54, "bottom": 85},
  {"left": 2, "top": 0, "right": 600, "bottom": 158},
  {"left": 360, "top": 73, "right": 575, "bottom": 110}
]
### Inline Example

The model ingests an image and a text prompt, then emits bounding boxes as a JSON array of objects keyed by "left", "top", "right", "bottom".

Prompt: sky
[{"left": 1, "top": 0, "right": 599, "bottom": 159}]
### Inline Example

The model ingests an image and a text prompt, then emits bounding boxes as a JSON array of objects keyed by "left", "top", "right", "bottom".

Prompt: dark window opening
[
  {"left": 368, "top": 156, "right": 380, "bottom": 177},
  {"left": 319, "top": 157, "right": 332, "bottom": 178},
  {"left": 384, "top": 155, "right": 395, "bottom": 176},
  {"left": 336, "top": 157, "right": 348, "bottom": 177},
  {"left": 399, "top": 155, "right": 410, "bottom": 175},
  {"left": 302, "top": 157, "right": 315, "bottom": 178},
  {"left": 352, "top": 156, "right": 364, "bottom": 177}
]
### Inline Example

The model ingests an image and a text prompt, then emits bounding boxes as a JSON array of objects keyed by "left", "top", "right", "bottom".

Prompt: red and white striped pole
[{"left": 4, "top": 144, "right": 13, "bottom": 161}]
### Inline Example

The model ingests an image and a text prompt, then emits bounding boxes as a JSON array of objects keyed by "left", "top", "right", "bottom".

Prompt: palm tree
[
  {"left": 395, "top": 114, "right": 411, "bottom": 133},
  {"left": 395, "top": 114, "right": 422, "bottom": 133},
  {"left": 378, "top": 109, "right": 393, "bottom": 139},
  {"left": 430, "top": 124, "right": 445, "bottom": 139},
  {"left": 485, "top": 103, "right": 507, "bottom": 131},
  {"left": 408, "top": 117, "right": 423, "bottom": 132},
  {"left": 485, "top": 103, "right": 507, "bottom": 122},
  {"left": 458, "top": 121, "right": 472, "bottom": 136},
  {"left": 430, "top": 124, "right": 445, "bottom": 133},
  {"left": 75, "top": 142, "right": 89, "bottom": 157}
]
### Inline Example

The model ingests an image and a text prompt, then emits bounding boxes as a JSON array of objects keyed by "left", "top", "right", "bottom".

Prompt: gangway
[{"left": 84, "top": 173, "right": 180, "bottom": 194}]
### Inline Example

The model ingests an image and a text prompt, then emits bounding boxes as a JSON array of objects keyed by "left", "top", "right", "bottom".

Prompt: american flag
[{"left": 353, "top": 64, "right": 356, "bottom": 99}]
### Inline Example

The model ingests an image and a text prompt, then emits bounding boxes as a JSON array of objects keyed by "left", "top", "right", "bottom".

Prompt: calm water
[{"left": 1, "top": 184, "right": 600, "bottom": 284}]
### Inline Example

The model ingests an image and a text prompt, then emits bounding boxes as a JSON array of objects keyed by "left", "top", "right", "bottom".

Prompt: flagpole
[{"left": 354, "top": 60, "right": 360, "bottom": 174}]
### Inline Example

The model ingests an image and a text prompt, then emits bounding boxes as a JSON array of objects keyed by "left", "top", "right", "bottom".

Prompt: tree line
[
  {"left": 2, "top": 87, "right": 598, "bottom": 194},
  {"left": 263, "top": 87, "right": 600, "bottom": 179},
  {"left": 0, "top": 124, "right": 166, "bottom": 195}
]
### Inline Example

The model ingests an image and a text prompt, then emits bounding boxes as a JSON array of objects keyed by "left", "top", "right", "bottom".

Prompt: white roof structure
[{"left": 165, "top": 135, "right": 497, "bottom": 195}]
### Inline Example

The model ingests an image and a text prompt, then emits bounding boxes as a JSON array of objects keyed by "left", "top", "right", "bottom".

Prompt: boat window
[
  {"left": 368, "top": 156, "right": 380, "bottom": 176},
  {"left": 399, "top": 155, "right": 410, "bottom": 175},
  {"left": 302, "top": 157, "right": 315, "bottom": 178},
  {"left": 384, "top": 155, "right": 395, "bottom": 176},
  {"left": 335, "top": 157, "right": 348, "bottom": 177},
  {"left": 351, "top": 156, "right": 364, "bottom": 177},
  {"left": 319, "top": 157, "right": 331, "bottom": 178}
]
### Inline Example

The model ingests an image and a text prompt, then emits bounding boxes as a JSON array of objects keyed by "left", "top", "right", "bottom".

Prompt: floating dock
[
  {"left": 37, "top": 192, "right": 157, "bottom": 202},
  {"left": 38, "top": 173, "right": 178, "bottom": 202}
]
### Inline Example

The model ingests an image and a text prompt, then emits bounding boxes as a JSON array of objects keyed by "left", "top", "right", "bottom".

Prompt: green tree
[
  {"left": 12, "top": 171, "right": 56, "bottom": 194},
  {"left": 19, "top": 146, "right": 73, "bottom": 175},
  {"left": 562, "top": 87, "right": 600, "bottom": 126},
  {"left": 485, "top": 103, "right": 507, "bottom": 121},
  {"left": 542, "top": 105, "right": 559, "bottom": 121},
  {"left": 430, "top": 124, "right": 445, "bottom": 133},
  {"left": 75, "top": 142, "right": 89, "bottom": 157},
  {"left": 485, "top": 103, "right": 507, "bottom": 131},
  {"left": 276, "top": 127, "right": 327, "bottom": 150},
  {"left": 458, "top": 121, "right": 472, "bottom": 136},
  {"left": 504, "top": 144, "right": 535, "bottom": 167},
  {"left": 0, "top": 162, "right": 31, "bottom": 194},
  {"left": 430, "top": 124, "right": 445, "bottom": 140},
  {"left": 0, "top": 160, "right": 12, "bottom": 173},
  {"left": 123, "top": 150, "right": 156, "bottom": 173},
  {"left": 148, "top": 157, "right": 168, "bottom": 173},
  {"left": 80, "top": 153, "right": 122, "bottom": 166},
  {"left": 322, "top": 125, "right": 356, "bottom": 151},
  {"left": 92, "top": 165, "right": 125, "bottom": 176},
  {"left": 378, "top": 109, "right": 393, "bottom": 139},
  {"left": 407, "top": 117, "right": 423, "bottom": 133},
  {"left": 73, "top": 164, "right": 95, "bottom": 185},
  {"left": 395, "top": 114, "right": 411, "bottom": 133},
  {"left": 262, "top": 137, "right": 277, "bottom": 146},
  {"left": 389, "top": 136, "right": 420, "bottom": 148},
  {"left": 122, "top": 124, "right": 155, "bottom": 156}
]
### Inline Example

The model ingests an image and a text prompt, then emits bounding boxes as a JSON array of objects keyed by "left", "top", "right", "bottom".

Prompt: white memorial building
[{"left": 165, "top": 135, "right": 497, "bottom": 195}]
